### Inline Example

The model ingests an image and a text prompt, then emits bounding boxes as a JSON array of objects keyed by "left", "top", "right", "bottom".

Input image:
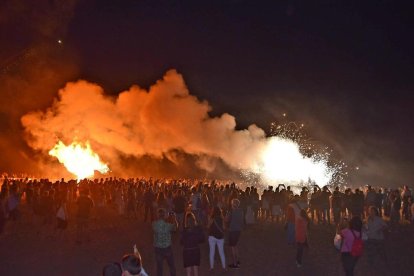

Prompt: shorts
[{"left": 228, "top": 231, "right": 241, "bottom": 246}]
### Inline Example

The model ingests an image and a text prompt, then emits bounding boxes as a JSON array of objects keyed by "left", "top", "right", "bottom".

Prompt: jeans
[
  {"left": 341, "top": 252, "right": 358, "bottom": 276},
  {"left": 332, "top": 208, "right": 341, "bottom": 224},
  {"left": 296, "top": 242, "right": 306, "bottom": 264},
  {"left": 208, "top": 236, "right": 226, "bottom": 269},
  {"left": 287, "top": 222, "right": 295, "bottom": 244},
  {"left": 155, "top": 246, "right": 176, "bottom": 276},
  {"left": 321, "top": 208, "right": 330, "bottom": 224}
]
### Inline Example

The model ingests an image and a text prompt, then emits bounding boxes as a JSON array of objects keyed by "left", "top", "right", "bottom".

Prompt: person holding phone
[
  {"left": 152, "top": 208, "right": 178, "bottom": 276},
  {"left": 208, "top": 206, "right": 226, "bottom": 271}
]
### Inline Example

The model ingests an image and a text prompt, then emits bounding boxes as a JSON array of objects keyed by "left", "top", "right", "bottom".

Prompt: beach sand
[{"left": 0, "top": 207, "right": 412, "bottom": 276}]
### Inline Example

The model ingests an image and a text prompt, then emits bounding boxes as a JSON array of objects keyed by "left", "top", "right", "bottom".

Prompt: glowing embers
[
  {"left": 49, "top": 140, "right": 109, "bottom": 179},
  {"left": 258, "top": 136, "right": 333, "bottom": 186}
]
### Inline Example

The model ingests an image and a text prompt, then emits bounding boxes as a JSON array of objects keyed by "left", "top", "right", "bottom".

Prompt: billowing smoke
[
  {"left": 21, "top": 70, "right": 265, "bottom": 170},
  {"left": 21, "top": 70, "right": 335, "bottom": 185}
]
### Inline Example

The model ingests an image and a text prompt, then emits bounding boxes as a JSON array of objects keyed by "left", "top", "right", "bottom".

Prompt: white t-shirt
[{"left": 366, "top": 216, "right": 386, "bottom": 240}]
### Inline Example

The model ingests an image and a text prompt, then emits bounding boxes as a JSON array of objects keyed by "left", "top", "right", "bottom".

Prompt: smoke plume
[
  {"left": 21, "top": 70, "right": 266, "bottom": 175},
  {"left": 21, "top": 70, "right": 337, "bottom": 186}
]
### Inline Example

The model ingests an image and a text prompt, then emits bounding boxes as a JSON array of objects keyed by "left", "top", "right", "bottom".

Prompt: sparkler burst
[
  {"left": 49, "top": 140, "right": 109, "bottom": 180},
  {"left": 257, "top": 136, "right": 333, "bottom": 185},
  {"left": 242, "top": 120, "right": 347, "bottom": 191}
]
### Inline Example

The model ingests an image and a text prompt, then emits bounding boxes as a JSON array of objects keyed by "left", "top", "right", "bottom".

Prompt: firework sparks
[
  {"left": 258, "top": 136, "right": 333, "bottom": 185},
  {"left": 241, "top": 120, "right": 347, "bottom": 191}
]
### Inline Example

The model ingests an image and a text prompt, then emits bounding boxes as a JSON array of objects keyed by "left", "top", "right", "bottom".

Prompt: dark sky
[{"left": 1, "top": 0, "right": 413, "bottom": 185}]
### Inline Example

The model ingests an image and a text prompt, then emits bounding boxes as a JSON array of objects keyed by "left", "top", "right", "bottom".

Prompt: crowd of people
[{"left": 0, "top": 176, "right": 413, "bottom": 275}]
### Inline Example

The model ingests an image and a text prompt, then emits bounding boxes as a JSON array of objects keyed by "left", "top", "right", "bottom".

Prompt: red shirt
[
  {"left": 286, "top": 206, "right": 295, "bottom": 223},
  {"left": 295, "top": 216, "right": 308, "bottom": 243}
]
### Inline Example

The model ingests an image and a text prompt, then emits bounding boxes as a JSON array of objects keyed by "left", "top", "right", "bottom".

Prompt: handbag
[
  {"left": 56, "top": 206, "right": 66, "bottom": 220},
  {"left": 334, "top": 234, "right": 342, "bottom": 250}
]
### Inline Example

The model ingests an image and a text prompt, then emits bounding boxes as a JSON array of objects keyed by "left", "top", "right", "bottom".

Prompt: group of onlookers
[
  {"left": 102, "top": 187, "right": 244, "bottom": 276},
  {"left": 282, "top": 184, "right": 404, "bottom": 276},
  {"left": 333, "top": 206, "right": 388, "bottom": 276},
  {"left": 0, "top": 176, "right": 412, "bottom": 276}
]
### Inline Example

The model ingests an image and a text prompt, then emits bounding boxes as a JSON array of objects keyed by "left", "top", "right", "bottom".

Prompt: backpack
[{"left": 350, "top": 230, "right": 363, "bottom": 257}]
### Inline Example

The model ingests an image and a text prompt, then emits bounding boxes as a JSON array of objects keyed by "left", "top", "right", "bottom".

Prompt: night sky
[{"left": 1, "top": 0, "right": 413, "bottom": 186}]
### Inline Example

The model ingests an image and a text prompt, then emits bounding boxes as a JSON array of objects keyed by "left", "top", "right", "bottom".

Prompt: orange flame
[{"left": 49, "top": 140, "right": 109, "bottom": 179}]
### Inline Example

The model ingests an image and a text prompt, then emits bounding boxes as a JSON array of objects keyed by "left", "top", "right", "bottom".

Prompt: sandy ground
[{"left": 1, "top": 207, "right": 413, "bottom": 276}]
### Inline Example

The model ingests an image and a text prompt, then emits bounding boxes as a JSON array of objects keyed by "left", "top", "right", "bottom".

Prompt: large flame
[{"left": 49, "top": 140, "right": 109, "bottom": 179}]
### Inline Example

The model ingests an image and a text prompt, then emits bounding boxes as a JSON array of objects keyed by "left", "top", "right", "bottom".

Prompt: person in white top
[{"left": 365, "top": 206, "right": 387, "bottom": 265}]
